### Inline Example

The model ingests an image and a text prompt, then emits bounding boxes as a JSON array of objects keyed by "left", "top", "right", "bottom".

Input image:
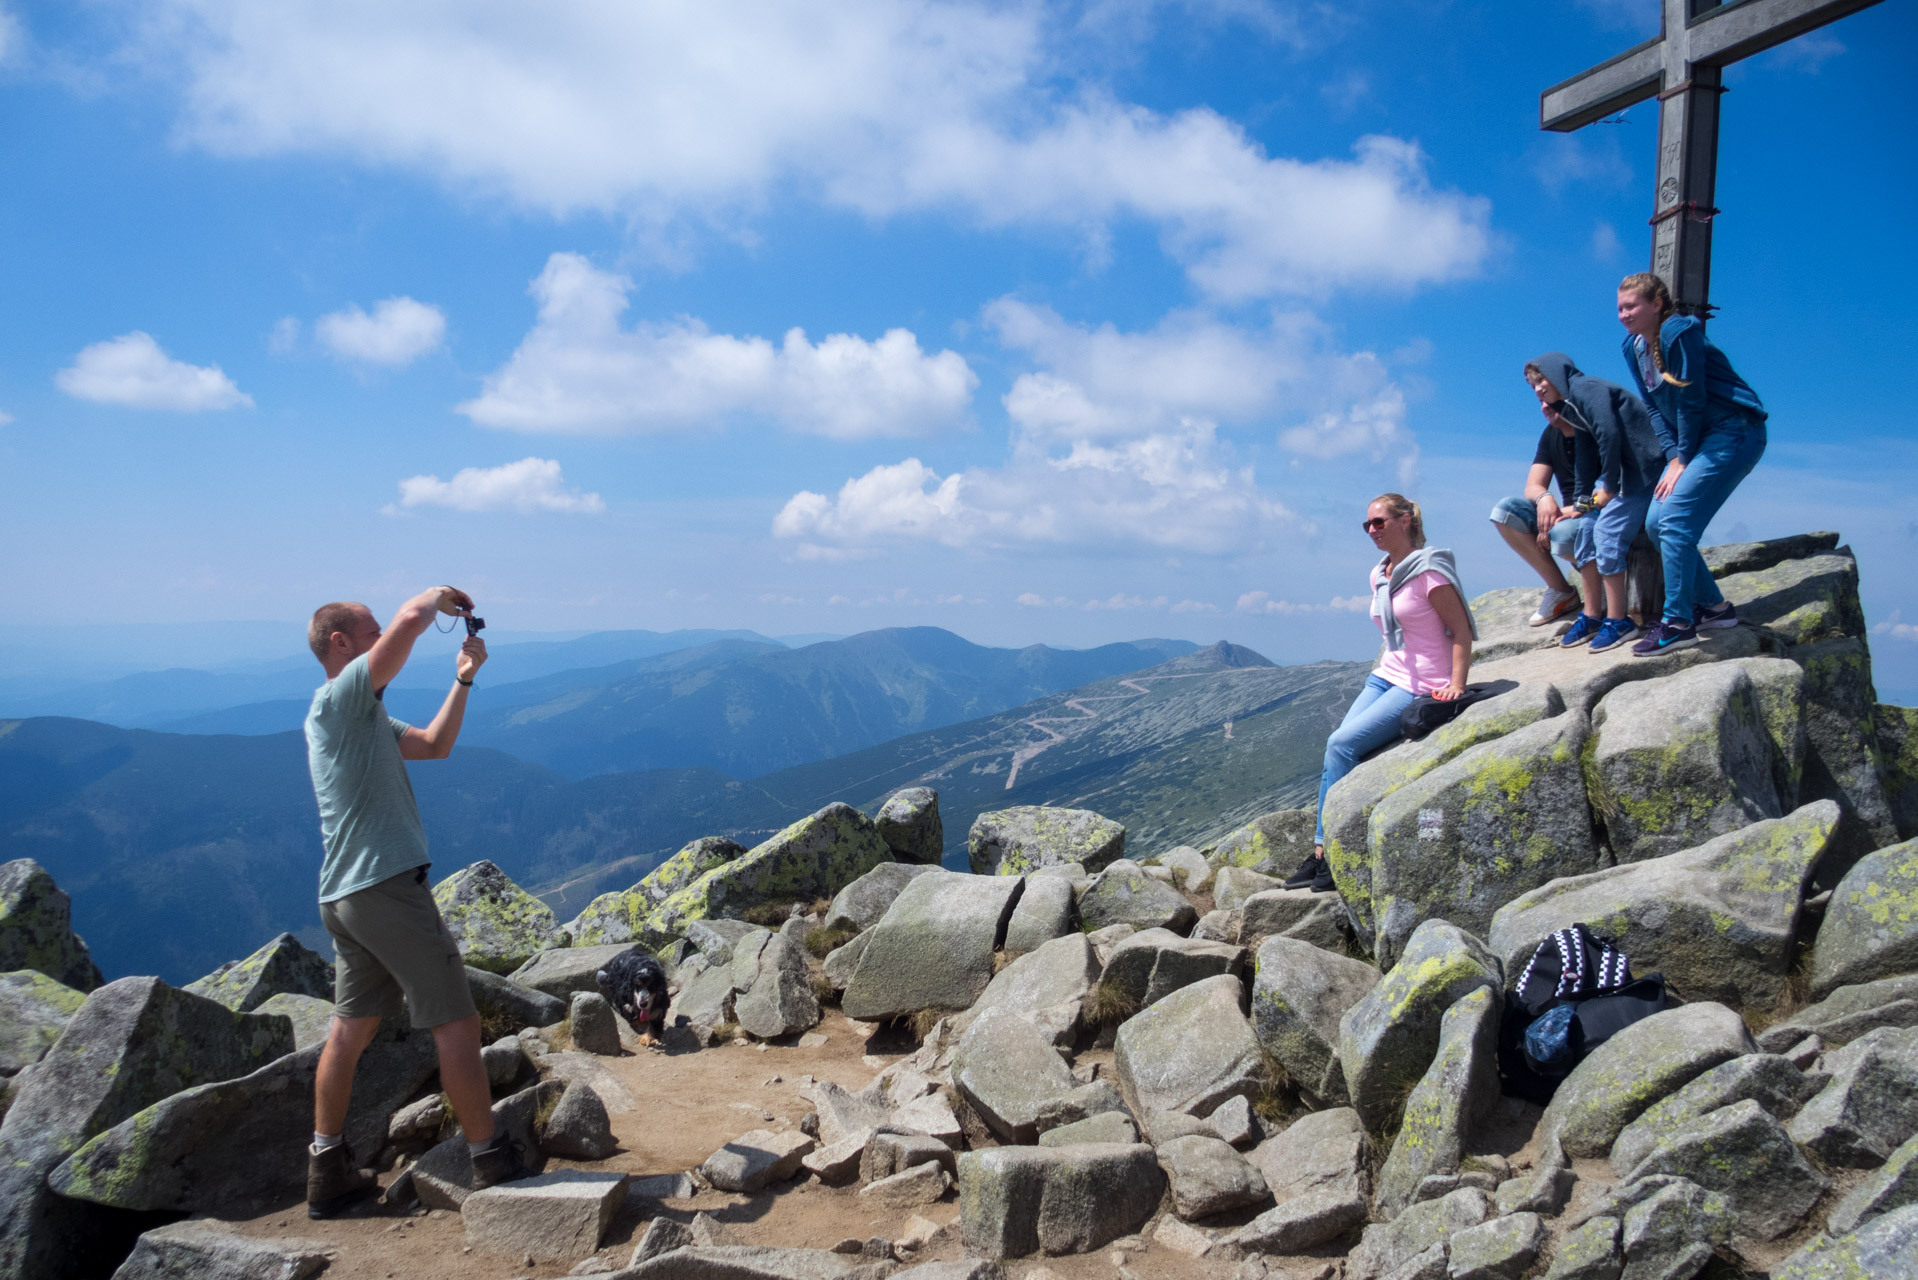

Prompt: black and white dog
[{"left": 595, "top": 947, "right": 670, "bottom": 1046}]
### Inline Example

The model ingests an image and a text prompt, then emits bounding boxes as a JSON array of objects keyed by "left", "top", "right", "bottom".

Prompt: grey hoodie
[
  {"left": 1532, "top": 351, "right": 1671, "bottom": 497},
  {"left": 1374, "top": 547, "right": 1479, "bottom": 653}
]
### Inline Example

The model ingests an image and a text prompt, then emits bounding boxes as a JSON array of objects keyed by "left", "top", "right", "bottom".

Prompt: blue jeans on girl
[
  {"left": 1314, "top": 673, "right": 1417, "bottom": 845},
  {"left": 1649, "top": 419, "right": 1767, "bottom": 624}
]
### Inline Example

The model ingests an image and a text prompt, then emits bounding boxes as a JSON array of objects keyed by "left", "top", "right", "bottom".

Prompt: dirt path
[{"left": 219, "top": 1012, "right": 1226, "bottom": 1280}]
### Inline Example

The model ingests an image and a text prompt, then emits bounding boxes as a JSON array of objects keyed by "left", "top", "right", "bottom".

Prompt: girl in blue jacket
[{"left": 1616, "top": 272, "right": 1767, "bottom": 656}]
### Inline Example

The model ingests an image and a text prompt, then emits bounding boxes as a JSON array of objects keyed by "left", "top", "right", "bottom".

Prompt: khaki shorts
[{"left": 320, "top": 866, "right": 476, "bottom": 1029}]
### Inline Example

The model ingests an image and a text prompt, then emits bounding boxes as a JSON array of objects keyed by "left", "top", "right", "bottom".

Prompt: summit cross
[{"left": 1541, "top": 0, "right": 1884, "bottom": 318}]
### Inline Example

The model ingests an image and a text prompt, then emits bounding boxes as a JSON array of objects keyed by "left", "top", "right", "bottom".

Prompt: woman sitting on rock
[
  {"left": 1617, "top": 271, "right": 1767, "bottom": 656},
  {"left": 1287, "top": 493, "right": 1477, "bottom": 894}
]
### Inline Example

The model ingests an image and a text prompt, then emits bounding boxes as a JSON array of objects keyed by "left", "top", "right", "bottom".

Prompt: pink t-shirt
[{"left": 1371, "top": 566, "right": 1458, "bottom": 695}]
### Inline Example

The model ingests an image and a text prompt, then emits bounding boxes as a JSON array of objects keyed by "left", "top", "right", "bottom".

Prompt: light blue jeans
[
  {"left": 1314, "top": 674, "right": 1418, "bottom": 845},
  {"left": 1591, "top": 488, "right": 1654, "bottom": 577},
  {"left": 1489, "top": 495, "right": 1596, "bottom": 567},
  {"left": 1648, "top": 419, "right": 1767, "bottom": 624}
]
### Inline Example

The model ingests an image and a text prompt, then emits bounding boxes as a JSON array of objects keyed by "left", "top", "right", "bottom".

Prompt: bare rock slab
[
  {"left": 1346, "top": 1187, "right": 1492, "bottom": 1280},
  {"left": 543, "top": 1078, "right": 618, "bottom": 1160},
  {"left": 110, "top": 1220, "right": 333, "bottom": 1280},
  {"left": 823, "top": 863, "right": 940, "bottom": 935},
  {"left": 957, "top": 1142, "right": 1163, "bottom": 1259},
  {"left": 1786, "top": 1024, "right": 1918, "bottom": 1166},
  {"left": 1099, "top": 928, "right": 1243, "bottom": 1010},
  {"left": 841, "top": 871, "right": 1023, "bottom": 1021},
  {"left": 959, "top": 931, "right": 1098, "bottom": 1049},
  {"left": 1002, "top": 875, "right": 1076, "bottom": 954},
  {"left": 1251, "top": 936, "right": 1378, "bottom": 1109},
  {"left": 952, "top": 1007, "right": 1079, "bottom": 1143},
  {"left": 1114, "top": 973, "right": 1263, "bottom": 1120},
  {"left": 859, "top": 1161, "right": 951, "bottom": 1209},
  {"left": 1221, "top": 1182, "right": 1369, "bottom": 1256},
  {"left": 1155, "top": 1133, "right": 1269, "bottom": 1220},
  {"left": 1828, "top": 1128, "right": 1918, "bottom": 1234},
  {"left": 701, "top": 1129, "right": 816, "bottom": 1193},
  {"left": 463, "top": 1169, "right": 628, "bottom": 1262},
  {"left": 1246, "top": 1107, "right": 1368, "bottom": 1204},
  {"left": 1078, "top": 860, "right": 1198, "bottom": 934},
  {"left": 569, "top": 991, "right": 623, "bottom": 1055},
  {"left": 1446, "top": 1212, "right": 1545, "bottom": 1280}
]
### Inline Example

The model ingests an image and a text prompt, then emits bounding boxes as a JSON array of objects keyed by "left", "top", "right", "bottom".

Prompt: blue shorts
[
  {"left": 1590, "top": 489, "right": 1654, "bottom": 577},
  {"left": 1490, "top": 495, "right": 1596, "bottom": 567}
]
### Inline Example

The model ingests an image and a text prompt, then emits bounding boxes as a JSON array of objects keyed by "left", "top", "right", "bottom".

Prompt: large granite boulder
[
  {"left": 185, "top": 932, "right": 335, "bottom": 1013},
  {"left": 968, "top": 806, "right": 1125, "bottom": 876},
  {"left": 823, "top": 862, "right": 940, "bottom": 935},
  {"left": 732, "top": 928, "right": 820, "bottom": 1039},
  {"left": 1490, "top": 802, "right": 1839, "bottom": 1007},
  {"left": 509, "top": 943, "right": 647, "bottom": 1001},
  {"left": 1245, "top": 1106, "right": 1368, "bottom": 1204},
  {"left": 1790, "top": 635, "right": 1900, "bottom": 880},
  {"left": 876, "top": 788, "right": 944, "bottom": 864},
  {"left": 0, "top": 968, "right": 87, "bottom": 1078},
  {"left": 1719, "top": 550, "right": 1865, "bottom": 646},
  {"left": 0, "top": 858, "right": 104, "bottom": 992},
  {"left": 1810, "top": 835, "right": 1918, "bottom": 998},
  {"left": 1702, "top": 531, "right": 1840, "bottom": 578},
  {"left": 1609, "top": 1052, "right": 1821, "bottom": 1176},
  {"left": 1879, "top": 703, "right": 1918, "bottom": 842},
  {"left": 1619, "top": 1099, "right": 1827, "bottom": 1241},
  {"left": 0, "top": 978, "right": 295, "bottom": 1278},
  {"left": 951, "top": 1008, "right": 1080, "bottom": 1143},
  {"left": 1249, "top": 936, "right": 1379, "bottom": 1108},
  {"left": 253, "top": 993, "right": 335, "bottom": 1051},
  {"left": 566, "top": 837, "right": 747, "bottom": 945},
  {"left": 1077, "top": 860, "right": 1197, "bottom": 934},
  {"left": 1757, "top": 973, "right": 1918, "bottom": 1052},
  {"left": 1209, "top": 809, "right": 1315, "bottom": 877},
  {"left": 1586, "top": 661, "right": 1793, "bottom": 861},
  {"left": 466, "top": 965, "right": 567, "bottom": 1033},
  {"left": 1827, "top": 1130, "right": 1918, "bottom": 1235},
  {"left": 1540, "top": 1002, "right": 1755, "bottom": 1157},
  {"left": 1155, "top": 1133, "right": 1269, "bottom": 1220},
  {"left": 1002, "top": 874, "right": 1075, "bottom": 954},
  {"left": 1238, "top": 888, "right": 1351, "bottom": 953},
  {"left": 1338, "top": 919, "right": 1500, "bottom": 1135},
  {"left": 841, "top": 871, "right": 1023, "bottom": 1021},
  {"left": 1320, "top": 681, "right": 1567, "bottom": 937},
  {"left": 50, "top": 1021, "right": 436, "bottom": 1212},
  {"left": 1356, "top": 711, "right": 1598, "bottom": 969},
  {"left": 957, "top": 1143, "right": 1163, "bottom": 1258},
  {"left": 1346, "top": 1186, "right": 1492, "bottom": 1280},
  {"left": 1113, "top": 974, "right": 1263, "bottom": 1120},
  {"left": 111, "top": 1221, "right": 334, "bottom": 1280},
  {"left": 1374, "top": 986, "right": 1501, "bottom": 1219},
  {"left": 1098, "top": 929, "right": 1242, "bottom": 1011},
  {"left": 1212, "top": 866, "right": 1281, "bottom": 912},
  {"left": 1774, "top": 1202, "right": 1918, "bottom": 1280},
  {"left": 1786, "top": 1025, "right": 1918, "bottom": 1166},
  {"left": 434, "top": 860, "right": 565, "bottom": 974},
  {"left": 959, "top": 932, "right": 1099, "bottom": 1048},
  {"left": 647, "top": 803, "right": 894, "bottom": 939},
  {"left": 1616, "top": 1176, "right": 1737, "bottom": 1280}
]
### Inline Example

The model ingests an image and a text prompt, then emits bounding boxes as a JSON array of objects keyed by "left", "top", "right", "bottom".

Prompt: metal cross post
[{"left": 1541, "top": 0, "right": 1884, "bottom": 319}]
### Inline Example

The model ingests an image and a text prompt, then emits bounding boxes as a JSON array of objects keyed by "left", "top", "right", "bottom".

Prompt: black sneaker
[
  {"left": 307, "top": 1142, "right": 378, "bottom": 1219},
  {"left": 1631, "top": 620, "right": 1699, "bottom": 657},
  {"left": 470, "top": 1133, "right": 532, "bottom": 1190},
  {"left": 1309, "top": 858, "right": 1337, "bottom": 894},
  {"left": 1281, "top": 851, "right": 1321, "bottom": 890},
  {"left": 1695, "top": 600, "right": 1739, "bottom": 630}
]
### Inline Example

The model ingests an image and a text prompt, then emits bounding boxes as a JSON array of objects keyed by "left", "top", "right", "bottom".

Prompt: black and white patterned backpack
[{"left": 1498, "top": 923, "right": 1668, "bottom": 1102}]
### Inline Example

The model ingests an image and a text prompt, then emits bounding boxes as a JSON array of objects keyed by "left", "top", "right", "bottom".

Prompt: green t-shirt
[{"left": 305, "top": 654, "right": 430, "bottom": 902}]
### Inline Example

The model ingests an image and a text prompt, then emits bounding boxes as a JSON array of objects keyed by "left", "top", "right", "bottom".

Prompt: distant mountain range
[{"left": 0, "top": 639, "right": 1367, "bottom": 984}]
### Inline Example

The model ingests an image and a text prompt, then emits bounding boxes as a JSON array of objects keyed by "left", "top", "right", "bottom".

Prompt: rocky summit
[{"left": 1, "top": 531, "right": 1915, "bottom": 1280}]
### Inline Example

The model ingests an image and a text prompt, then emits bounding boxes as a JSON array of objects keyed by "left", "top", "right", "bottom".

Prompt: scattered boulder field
[{"left": 2, "top": 532, "right": 1917, "bottom": 1279}]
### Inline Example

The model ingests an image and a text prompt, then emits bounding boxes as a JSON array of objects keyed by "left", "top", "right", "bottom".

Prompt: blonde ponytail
[
  {"left": 1620, "top": 272, "right": 1691, "bottom": 388},
  {"left": 1372, "top": 493, "right": 1426, "bottom": 550}
]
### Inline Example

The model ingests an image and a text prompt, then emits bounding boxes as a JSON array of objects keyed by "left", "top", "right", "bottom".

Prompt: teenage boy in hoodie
[
  {"left": 1489, "top": 374, "right": 1602, "bottom": 629},
  {"left": 1523, "top": 352, "right": 1671, "bottom": 653}
]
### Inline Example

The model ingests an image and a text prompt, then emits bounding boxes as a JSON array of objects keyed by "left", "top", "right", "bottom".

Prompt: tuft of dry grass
[
  {"left": 742, "top": 901, "right": 796, "bottom": 927},
  {"left": 907, "top": 1008, "right": 946, "bottom": 1043},
  {"left": 807, "top": 897, "right": 833, "bottom": 917},
  {"left": 709, "top": 1020, "right": 742, "bottom": 1044},
  {"left": 805, "top": 924, "right": 857, "bottom": 959},
  {"left": 532, "top": 1085, "right": 563, "bottom": 1132},
  {"left": 992, "top": 949, "right": 1022, "bottom": 975},
  {"left": 1252, "top": 1051, "right": 1300, "bottom": 1125},
  {"left": 1083, "top": 980, "right": 1139, "bottom": 1028},
  {"left": 811, "top": 974, "right": 840, "bottom": 1007}
]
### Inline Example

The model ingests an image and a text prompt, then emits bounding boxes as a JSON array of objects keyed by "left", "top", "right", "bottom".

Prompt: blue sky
[{"left": 3, "top": 1, "right": 1915, "bottom": 693}]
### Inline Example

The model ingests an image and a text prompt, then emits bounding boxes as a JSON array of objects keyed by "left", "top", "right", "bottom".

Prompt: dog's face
[{"left": 596, "top": 951, "right": 668, "bottom": 1032}]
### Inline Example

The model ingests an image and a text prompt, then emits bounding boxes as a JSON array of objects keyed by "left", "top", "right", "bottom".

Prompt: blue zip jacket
[
  {"left": 1621, "top": 314, "right": 1766, "bottom": 464},
  {"left": 1531, "top": 351, "right": 1669, "bottom": 497}
]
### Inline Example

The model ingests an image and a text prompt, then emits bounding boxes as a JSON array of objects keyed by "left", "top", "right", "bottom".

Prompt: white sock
[
  {"left": 469, "top": 1133, "right": 501, "bottom": 1155},
  {"left": 311, "top": 1132, "right": 343, "bottom": 1155}
]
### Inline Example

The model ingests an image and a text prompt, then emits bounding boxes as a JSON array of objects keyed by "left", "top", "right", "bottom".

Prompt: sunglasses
[{"left": 1362, "top": 516, "right": 1393, "bottom": 533}]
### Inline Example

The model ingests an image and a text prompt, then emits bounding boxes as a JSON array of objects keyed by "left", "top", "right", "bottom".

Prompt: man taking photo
[{"left": 302, "top": 585, "right": 526, "bottom": 1217}]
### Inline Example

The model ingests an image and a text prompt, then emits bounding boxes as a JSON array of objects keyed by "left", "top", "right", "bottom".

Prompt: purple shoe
[
  {"left": 1695, "top": 601, "right": 1739, "bottom": 630},
  {"left": 1632, "top": 620, "right": 1699, "bottom": 657}
]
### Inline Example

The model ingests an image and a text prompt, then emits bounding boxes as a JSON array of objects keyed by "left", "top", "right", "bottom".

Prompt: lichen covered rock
[
  {"left": 1098, "top": 928, "right": 1242, "bottom": 1011},
  {"left": 647, "top": 804, "right": 893, "bottom": 940},
  {"left": 841, "top": 870, "right": 1022, "bottom": 1021},
  {"left": 434, "top": 860, "right": 565, "bottom": 975},
  {"left": 876, "top": 787, "right": 944, "bottom": 864},
  {"left": 1810, "top": 835, "right": 1918, "bottom": 998},
  {"left": 0, "top": 968, "right": 87, "bottom": 1078},
  {"left": 1774, "top": 1202, "right": 1918, "bottom": 1280},
  {"left": 1249, "top": 936, "right": 1378, "bottom": 1108},
  {"left": 1077, "top": 859, "right": 1197, "bottom": 934},
  {"left": 1540, "top": 1002, "right": 1755, "bottom": 1158},
  {"left": 967, "top": 806, "right": 1125, "bottom": 876},
  {"left": 1374, "top": 986, "right": 1501, "bottom": 1219},
  {"left": 1878, "top": 702, "right": 1918, "bottom": 842},
  {"left": 0, "top": 858, "right": 103, "bottom": 992},
  {"left": 1620, "top": 1098, "right": 1827, "bottom": 1241},
  {"left": 1489, "top": 801, "right": 1838, "bottom": 1007},
  {"left": 184, "top": 932, "right": 335, "bottom": 1013},
  {"left": 1208, "top": 809, "right": 1315, "bottom": 877},
  {"left": 1785, "top": 1024, "right": 1918, "bottom": 1166}
]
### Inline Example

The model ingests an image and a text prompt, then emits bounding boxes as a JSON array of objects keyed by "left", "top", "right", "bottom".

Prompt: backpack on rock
[{"left": 1497, "top": 922, "right": 1668, "bottom": 1104}]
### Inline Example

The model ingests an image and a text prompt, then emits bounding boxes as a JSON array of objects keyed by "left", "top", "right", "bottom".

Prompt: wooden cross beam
[{"left": 1541, "top": 0, "right": 1884, "bottom": 318}]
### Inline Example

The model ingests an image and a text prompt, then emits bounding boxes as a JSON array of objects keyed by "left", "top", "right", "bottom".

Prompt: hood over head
[{"left": 1529, "top": 351, "right": 1580, "bottom": 399}]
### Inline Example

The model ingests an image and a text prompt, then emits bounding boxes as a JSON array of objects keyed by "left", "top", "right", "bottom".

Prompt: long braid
[{"left": 1621, "top": 272, "right": 1691, "bottom": 388}]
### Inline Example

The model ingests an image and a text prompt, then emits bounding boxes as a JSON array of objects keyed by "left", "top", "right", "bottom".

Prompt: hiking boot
[
  {"left": 1695, "top": 600, "right": 1739, "bottom": 630},
  {"left": 1588, "top": 618, "right": 1641, "bottom": 653},
  {"left": 1309, "top": 858, "right": 1337, "bottom": 894},
  {"left": 1631, "top": 620, "right": 1699, "bottom": 657},
  {"left": 1280, "top": 851, "right": 1321, "bottom": 890},
  {"left": 1557, "top": 614, "right": 1601, "bottom": 648},
  {"left": 307, "top": 1142, "right": 377, "bottom": 1219},
  {"left": 1528, "top": 587, "right": 1580, "bottom": 627},
  {"left": 470, "top": 1133, "right": 532, "bottom": 1190}
]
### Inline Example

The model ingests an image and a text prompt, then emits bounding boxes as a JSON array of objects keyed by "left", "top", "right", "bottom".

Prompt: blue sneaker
[
  {"left": 1558, "top": 614, "right": 1601, "bottom": 648},
  {"left": 1631, "top": 620, "right": 1699, "bottom": 657},
  {"left": 1695, "top": 600, "right": 1739, "bottom": 630},
  {"left": 1589, "top": 618, "right": 1641, "bottom": 653}
]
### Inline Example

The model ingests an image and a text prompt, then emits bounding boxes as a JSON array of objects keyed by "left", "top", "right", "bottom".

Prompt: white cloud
[
  {"left": 55, "top": 332, "right": 253, "bottom": 411},
  {"left": 117, "top": 2, "right": 1491, "bottom": 299},
  {"left": 1874, "top": 611, "right": 1918, "bottom": 643},
  {"left": 1277, "top": 370, "right": 1418, "bottom": 484},
  {"left": 315, "top": 296, "right": 446, "bottom": 365},
  {"left": 1084, "top": 594, "right": 1167, "bottom": 611},
  {"left": 460, "top": 254, "right": 977, "bottom": 437},
  {"left": 390, "top": 457, "right": 603, "bottom": 514},
  {"left": 1171, "top": 599, "right": 1220, "bottom": 613},
  {"left": 0, "top": 6, "right": 22, "bottom": 67},
  {"left": 0, "top": 409, "right": 13, "bottom": 427},
  {"left": 773, "top": 421, "right": 1292, "bottom": 556},
  {"left": 1591, "top": 221, "right": 1623, "bottom": 262},
  {"left": 1237, "top": 590, "right": 1369, "bottom": 615},
  {"left": 1016, "top": 592, "right": 1051, "bottom": 607},
  {"left": 268, "top": 316, "right": 301, "bottom": 354}
]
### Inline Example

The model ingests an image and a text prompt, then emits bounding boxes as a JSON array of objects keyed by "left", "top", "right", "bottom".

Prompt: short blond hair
[
  {"left": 308, "top": 602, "right": 365, "bottom": 662},
  {"left": 1371, "top": 493, "right": 1426, "bottom": 549}
]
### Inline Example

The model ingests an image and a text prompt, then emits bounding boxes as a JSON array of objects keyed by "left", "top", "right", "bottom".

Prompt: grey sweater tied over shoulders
[{"left": 1373, "top": 547, "right": 1479, "bottom": 653}]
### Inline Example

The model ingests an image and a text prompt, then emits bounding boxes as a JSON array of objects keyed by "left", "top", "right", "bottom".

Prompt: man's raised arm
[{"left": 367, "top": 586, "right": 472, "bottom": 693}]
